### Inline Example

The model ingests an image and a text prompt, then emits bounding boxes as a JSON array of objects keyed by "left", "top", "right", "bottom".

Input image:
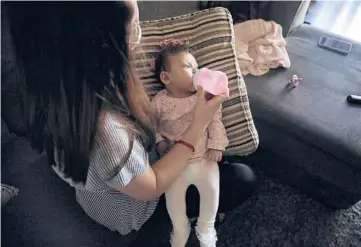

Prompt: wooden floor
[{"left": 305, "top": 0, "right": 361, "bottom": 42}]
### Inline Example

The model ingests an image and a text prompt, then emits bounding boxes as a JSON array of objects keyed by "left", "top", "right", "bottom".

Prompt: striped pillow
[{"left": 135, "top": 7, "right": 259, "bottom": 155}]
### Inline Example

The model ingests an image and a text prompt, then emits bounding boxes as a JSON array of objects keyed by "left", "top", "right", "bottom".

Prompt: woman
[{"left": 5, "top": 1, "right": 257, "bottom": 245}]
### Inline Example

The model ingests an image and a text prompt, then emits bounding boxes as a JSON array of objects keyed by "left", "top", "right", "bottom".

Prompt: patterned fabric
[
  {"left": 151, "top": 89, "right": 229, "bottom": 163},
  {"left": 135, "top": 7, "right": 259, "bottom": 155},
  {"left": 71, "top": 110, "right": 159, "bottom": 235}
]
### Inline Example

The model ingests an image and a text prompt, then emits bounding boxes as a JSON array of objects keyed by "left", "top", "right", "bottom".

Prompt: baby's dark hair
[{"left": 154, "top": 40, "right": 190, "bottom": 82}]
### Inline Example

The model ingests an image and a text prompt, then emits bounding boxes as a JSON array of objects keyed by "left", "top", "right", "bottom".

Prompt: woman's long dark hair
[{"left": 4, "top": 1, "right": 156, "bottom": 183}]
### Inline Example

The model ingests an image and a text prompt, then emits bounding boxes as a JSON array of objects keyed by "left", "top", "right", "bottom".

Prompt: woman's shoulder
[
  {"left": 95, "top": 110, "right": 135, "bottom": 151},
  {"left": 89, "top": 109, "right": 148, "bottom": 187},
  {"left": 99, "top": 110, "right": 131, "bottom": 134}
]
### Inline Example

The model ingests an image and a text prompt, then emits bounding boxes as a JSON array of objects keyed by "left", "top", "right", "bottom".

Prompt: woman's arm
[
  {"left": 118, "top": 122, "right": 205, "bottom": 201},
  {"left": 114, "top": 86, "right": 225, "bottom": 201}
]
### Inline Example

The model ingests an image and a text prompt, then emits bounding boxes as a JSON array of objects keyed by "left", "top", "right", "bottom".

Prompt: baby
[{"left": 151, "top": 39, "right": 229, "bottom": 247}]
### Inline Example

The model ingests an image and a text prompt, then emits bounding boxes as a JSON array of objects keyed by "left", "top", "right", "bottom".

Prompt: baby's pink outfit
[
  {"left": 152, "top": 89, "right": 229, "bottom": 163},
  {"left": 234, "top": 19, "right": 291, "bottom": 76},
  {"left": 152, "top": 89, "right": 228, "bottom": 247}
]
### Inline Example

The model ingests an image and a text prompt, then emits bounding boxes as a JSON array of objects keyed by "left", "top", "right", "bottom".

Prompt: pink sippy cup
[{"left": 193, "top": 68, "right": 229, "bottom": 99}]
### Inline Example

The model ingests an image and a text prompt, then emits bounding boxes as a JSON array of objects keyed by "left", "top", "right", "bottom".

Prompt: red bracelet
[{"left": 176, "top": 140, "right": 195, "bottom": 152}]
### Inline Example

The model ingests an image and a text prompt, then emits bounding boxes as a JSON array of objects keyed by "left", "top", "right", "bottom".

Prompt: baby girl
[{"left": 151, "top": 39, "right": 229, "bottom": 247}]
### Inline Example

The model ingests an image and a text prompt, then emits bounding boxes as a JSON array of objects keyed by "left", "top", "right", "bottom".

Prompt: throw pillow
[{"left": 135, "top": 7, "right": 259, "bottom": 155}]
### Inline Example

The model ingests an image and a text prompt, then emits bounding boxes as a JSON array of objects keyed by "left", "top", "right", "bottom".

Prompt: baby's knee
[
  {"left": 172, "top": 217, "right": 190, "bottom": 230},
  {"left": 168, "top": 212, "right": 189, "bottom": 224}
]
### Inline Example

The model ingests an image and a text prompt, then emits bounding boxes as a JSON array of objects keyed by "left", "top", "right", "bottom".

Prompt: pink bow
[{"left": 160, "top": 38, "right": 184, "bottom": 49}]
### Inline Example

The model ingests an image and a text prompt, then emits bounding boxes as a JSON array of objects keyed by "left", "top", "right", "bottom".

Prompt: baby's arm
[{"left": 207, "top": 106, "right": 229, "bottom": 162}]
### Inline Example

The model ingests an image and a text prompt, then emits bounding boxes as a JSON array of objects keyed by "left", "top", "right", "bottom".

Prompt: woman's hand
[{"left": 192, "top": 86, "right": 227, "bottom": 130}]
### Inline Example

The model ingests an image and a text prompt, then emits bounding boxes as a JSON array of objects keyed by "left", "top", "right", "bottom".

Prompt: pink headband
[
  {"left": 159, "top": 38, "right": 184, "bottom": 49},
  {"left": 149, "top": 38, "right": 185, "bottom": 70}
]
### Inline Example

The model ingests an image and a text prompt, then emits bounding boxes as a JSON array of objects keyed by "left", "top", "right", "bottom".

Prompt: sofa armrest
[
  {"left": 265, "top": 0, "right": 311, "bottom": 36},
  {"left": 138, "top": 1, "right": 199, "bottom": 21},
  {"left": 198, "top": 1, "right": 311, "bottom": 37}
]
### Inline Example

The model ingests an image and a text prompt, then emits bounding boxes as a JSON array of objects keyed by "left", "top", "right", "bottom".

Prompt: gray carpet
[
  {"left": 152, "top": 169, "right": 361, "bottom": 247},
  {"left": 216, "top": 171, "right": 361, "bottom": 247},
  {"left": 176, "top": 170, "right": 361, "bottom": 247}
]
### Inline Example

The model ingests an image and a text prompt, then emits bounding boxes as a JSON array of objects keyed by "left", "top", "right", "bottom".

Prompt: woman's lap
[
  {"left": 154, "top": 161, "right": 257, "bottom": 218},
  {"left": 185, "top": 161, "right": 257, "bottom": 217},
  {"left": 130, "top": 162, "right": 257, "bottom": 246}
]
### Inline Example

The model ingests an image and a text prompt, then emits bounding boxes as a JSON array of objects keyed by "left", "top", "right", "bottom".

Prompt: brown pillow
[{"left": 135, "top": 7, "right": 259, "bottom": 155}]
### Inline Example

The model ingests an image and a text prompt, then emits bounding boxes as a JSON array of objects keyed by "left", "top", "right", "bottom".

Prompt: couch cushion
[{"left": 135, "top": 7, "right": 259, "bottom": 155}]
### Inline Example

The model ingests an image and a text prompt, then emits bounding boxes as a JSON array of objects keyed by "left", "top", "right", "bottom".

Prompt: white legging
[{"left": 165, "top": 159, "right": 220, "bottom": 244}]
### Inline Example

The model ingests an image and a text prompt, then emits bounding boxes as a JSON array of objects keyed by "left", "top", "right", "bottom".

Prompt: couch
[
  {"left": 237, "top": 25, "right": 361, "bottom": 208},
  {"left": 199, "top": 1, "right": 361, "bottom": 209},
  {"left": 2, "top": 1, "right": 360, "bottom": 247}
]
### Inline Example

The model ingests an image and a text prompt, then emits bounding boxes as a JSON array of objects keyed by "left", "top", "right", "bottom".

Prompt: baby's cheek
[{"left": 183, "top": 72, "right": 194, "bottom": 87}]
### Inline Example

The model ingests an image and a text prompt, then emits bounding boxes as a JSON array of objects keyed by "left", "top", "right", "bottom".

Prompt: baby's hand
[
  {"left": 207, "top": 149, "right": 223, "bottom": 162},
  {"left": 156, "top": 140, "right": 174, "bottom": 156}
]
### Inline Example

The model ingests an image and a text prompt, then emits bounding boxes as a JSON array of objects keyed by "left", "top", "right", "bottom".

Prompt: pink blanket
[{"left": 234, "top": 19, "right": 291, "bottom": 76}]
